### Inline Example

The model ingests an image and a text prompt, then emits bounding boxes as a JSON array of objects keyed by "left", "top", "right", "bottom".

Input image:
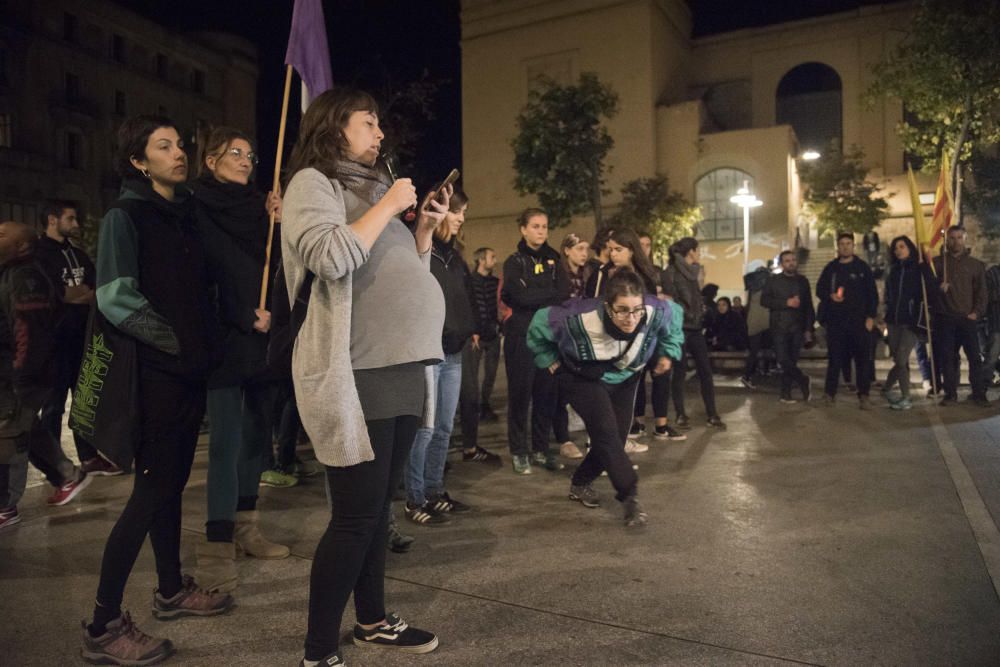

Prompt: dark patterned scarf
[{"left": 333, "top": 157, "right": 392, "bottom": 206}]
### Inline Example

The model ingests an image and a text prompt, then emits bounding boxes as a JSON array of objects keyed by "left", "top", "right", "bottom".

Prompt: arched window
[
  {"left": 776, "top": 62, "right": 842, "bottom": 153},
  {"left": 695, "top": 168, "right": 754, "bottom": 241}
]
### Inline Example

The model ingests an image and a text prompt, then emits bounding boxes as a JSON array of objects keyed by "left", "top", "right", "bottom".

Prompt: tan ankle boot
[
  {"left": 194, "top": 539, "right": 238, "bottom": 593},
  {"left": 234, "top": 510, "right": 290, "bottom": 559}
]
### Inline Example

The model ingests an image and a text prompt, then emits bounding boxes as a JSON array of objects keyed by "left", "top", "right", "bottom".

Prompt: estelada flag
[
  {"left": 285, "top": 0, "right": 333, "bottom": 109},
  {"left": 929, "top": 153, "right": 955, "bottom": 249}
]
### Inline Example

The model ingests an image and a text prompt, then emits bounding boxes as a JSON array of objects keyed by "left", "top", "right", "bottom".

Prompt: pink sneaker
[
  {"left": 0, "top": 506, "right": 20, "bottom": 530},
  {"left": 47, "top": 471, "right": 92, "bottom": 506}
]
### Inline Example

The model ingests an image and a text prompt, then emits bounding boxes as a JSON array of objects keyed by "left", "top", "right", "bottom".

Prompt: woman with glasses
[
  {"left": 191, "top": 127, "right": 288, "bottom": 593},
  {"left": 527, "top": 270, "right": 683, "bottom": 527}
]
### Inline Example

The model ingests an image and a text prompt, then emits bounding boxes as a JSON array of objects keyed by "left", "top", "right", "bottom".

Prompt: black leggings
[
  {"left": 670, "top": 330, "right": 718, "bottom": 418},
  {"left": 563, "top": 372, "right": 639, "bottom": 501},
  {"left": 304, "top": 415, "right": 418, "bottom": 660},
  {"left": 504, "top": 334, "right": 557, "bottom": 456},
  {"left": 94, "top": 366, "right": 206, "bottom": 614}
]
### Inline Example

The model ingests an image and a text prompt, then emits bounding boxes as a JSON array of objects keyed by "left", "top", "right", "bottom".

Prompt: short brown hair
[
  {"left": 518, "top": 207, "right": 547, "bottom": 228},
  {"left": 115, "top": 115, "right": 176, "bottom": 178}
]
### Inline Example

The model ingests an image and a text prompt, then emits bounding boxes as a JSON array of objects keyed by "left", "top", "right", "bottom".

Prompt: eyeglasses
[
  {"left": 607, "top": 306, "right": 645, "bottom": 320},
  {"left": 223, "top": 147, "right": 258, "bottom": 166}
]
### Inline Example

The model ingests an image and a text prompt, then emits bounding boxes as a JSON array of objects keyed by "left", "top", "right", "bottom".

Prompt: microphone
[{"left": 380, "top": 151, "right": 417, "bottom": 222}]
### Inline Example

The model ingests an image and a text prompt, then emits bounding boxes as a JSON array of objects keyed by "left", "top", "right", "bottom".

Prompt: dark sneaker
[
  {"left": 629, "top": 420, "right": 646, "bottom": 436},
  {"left": 653, "top": 425, "right": 687, "bottom": 441},
  {"left": 800, "top": 376, "right": 812, "bottom": 402},
  {"left": 388, "top": 523, "right": 415, "bottom": 554},
  {"left": 300, "top": 652, "right": 346, "bottom": 667},
  {"left": 740, "top": 376, "right": 756, "bottom": 390},
  {"left": 427, "top": 491, "right": 471, "bottom": 513},
  {"left": 81, "top": 611, "right": 174, "bottom": 666},
  {"left": 81, "top": 456, "right": 124, "bottom": 477},
  {"left": 353, "top": 613, "right": 438, "bottom": 653},
  {"left": 968, "top": 395, "right": 991, "bottom": 408},
  {"left": 404, "top": 501, "right": 451, "bottom": 526},
  {"left": 152, "top": 575, "right": 234, "bottom": 620},
  {"left": 530, "top": 450, "right": 564, "bottom": 471},
  {"left": 623, "top": 496, "right": 647, "bottom": 528},
  {"left": 462, "top": 446, "right": 502, "bottom": 466},
  {"left": 511, "top": 454, "right": 532, "bottom": 475},
  {"left": 0, "top": 505, "right": 20, "bottom": 530},
  {"left": 569, "top": 484, "right": 600, "bottom": 508},
  {"left": 47, "top": 470, "right": 92, "bottom": 506},
  {"left": 675, "top": 414, "right": 691, "bottom": 430},
  {"left": 706, "top": 415, "right": 727, "bottom": 429}
]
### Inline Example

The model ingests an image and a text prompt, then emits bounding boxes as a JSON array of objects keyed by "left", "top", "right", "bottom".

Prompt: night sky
[{"left": 111, "top": 0, "right": 876, "bottom": 193}]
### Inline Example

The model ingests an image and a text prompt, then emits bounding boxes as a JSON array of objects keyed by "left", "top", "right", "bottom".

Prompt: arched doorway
[{"left": 776, "top": 63, "right": 842, "bottom": 153}]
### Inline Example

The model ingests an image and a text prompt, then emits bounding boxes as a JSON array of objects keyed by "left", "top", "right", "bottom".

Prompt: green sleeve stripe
[{"left": 97, "top": 277, "right": 149, "bottom": 327}]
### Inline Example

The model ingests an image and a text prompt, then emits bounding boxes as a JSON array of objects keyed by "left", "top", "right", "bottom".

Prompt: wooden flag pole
[
  {"left": 917, "top": 243, "right": 938, "bottom": 396},
  {"left": 259, "top": 64, "right": 294, "bottom": 311}
]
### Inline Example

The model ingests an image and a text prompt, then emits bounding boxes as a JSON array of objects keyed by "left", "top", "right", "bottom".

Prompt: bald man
[{"left": 0, "top": 221, "right": 89, "bottom": 529}]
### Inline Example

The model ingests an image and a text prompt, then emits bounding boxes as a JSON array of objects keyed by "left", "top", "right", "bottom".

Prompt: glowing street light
[
  {"left": 801, "top": 149, "right": 821, "bottom": 161},
  {"left": 730, "top": 180, "right": 763, "bottom": 272}
]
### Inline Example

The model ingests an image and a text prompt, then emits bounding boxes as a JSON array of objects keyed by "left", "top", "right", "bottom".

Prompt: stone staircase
[{"left": 799, "top": 246, "right": 836, "bottom": 290}]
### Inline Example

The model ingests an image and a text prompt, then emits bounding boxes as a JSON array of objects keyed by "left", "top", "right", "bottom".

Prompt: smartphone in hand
[{"left": 425, "top": 169, "right": 461, "bottom": 210}]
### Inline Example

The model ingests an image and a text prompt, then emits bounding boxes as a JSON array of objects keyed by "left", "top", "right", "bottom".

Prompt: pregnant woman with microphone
[{"left": 280, "top": 87, "right": 449, "bottom": 666}]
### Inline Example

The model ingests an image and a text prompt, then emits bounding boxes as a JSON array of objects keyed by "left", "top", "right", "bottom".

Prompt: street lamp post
[{"left": 730, "top": 180, "right": 763, "bottom": 273}]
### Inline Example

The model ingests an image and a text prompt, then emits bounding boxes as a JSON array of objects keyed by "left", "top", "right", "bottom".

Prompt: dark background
[{"left": 111, "top": 0, "right": 876, "bottom": 192}]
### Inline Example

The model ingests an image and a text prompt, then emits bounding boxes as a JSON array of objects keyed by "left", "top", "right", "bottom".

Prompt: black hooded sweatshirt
[
  {"left": 501, "top": 239, "right": 568, "bottom": 338},
  {"left": 430, "top": 236, "right": 475, "bottom": 354}
]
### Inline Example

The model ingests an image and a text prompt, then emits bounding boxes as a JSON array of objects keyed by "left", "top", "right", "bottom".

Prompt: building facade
[
  {"left": 0, "top": 0, "right": 257, "bottom": 228},
  {"left": 460, "top": 0, "right": 935, "bottom": 290}
]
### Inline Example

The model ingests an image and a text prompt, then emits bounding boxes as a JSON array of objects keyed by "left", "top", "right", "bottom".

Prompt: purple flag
[{"left": 284, "top": 0, "right": 333, "bottom": 106}]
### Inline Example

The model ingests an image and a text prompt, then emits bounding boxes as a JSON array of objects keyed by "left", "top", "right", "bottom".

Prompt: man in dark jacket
[
  {"left": 501, "top": 208, "right": 569, "bottom": 474},
  {"left": 0, "top": 222, "right": 90, "bottom": 529},
  {"left": 816, "top": 233, "right": 878, "bottom": 408},
  {"left": 35, "top": 201, "right": 121, "bottom": 476},
  {"left": 933, "top": 226, "right": 988, "bottom": 406},
  {"left": 458, "top": 246, "right": 503, "bottom": 465},
  {"left": 761, "top": 250, "right": 815, "bottom": 403}
]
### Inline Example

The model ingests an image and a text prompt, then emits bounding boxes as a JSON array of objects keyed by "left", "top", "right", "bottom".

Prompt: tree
[
  {"left": 798, "top": 143, "right": 890, "bottom": 238},
  {"left": 375, "top": 68, "right": 447, "bottom": 182},
  {"left": 865, "top": 0, "right": 1000, "bottom": 199},
  {"left": 511, "top": 73, "right": 619, "bottom": 228},
  {"left": 607, "top": 176, "right": 702, "bottom": 265},
  {"left": 966, "top": 152, "right": 1000, "bottom": 239}
]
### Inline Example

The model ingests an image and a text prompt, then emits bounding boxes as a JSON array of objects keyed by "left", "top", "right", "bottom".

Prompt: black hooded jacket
[
  {"left": 500, "top": 239, "right": 568, "bottom": 338},
  {"left": 430, "top": 236, "right": 475, "bottom": 354}
]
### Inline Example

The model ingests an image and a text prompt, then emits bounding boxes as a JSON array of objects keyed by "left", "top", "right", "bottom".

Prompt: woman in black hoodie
[
  {"left": 192, "top": 127, "right": 288, "bottom": 591},
  {"left": 882, "top": 235, "right": 936, "bottom": 410},
  {"left": 82, "top": 115, "right": 232, "bottom": 667},
  {"left": 404, "top": 189, "right": 475, "bottom": 524}
]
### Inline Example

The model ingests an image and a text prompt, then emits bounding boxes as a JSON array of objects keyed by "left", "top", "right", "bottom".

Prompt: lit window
[{"left": 695, "top": 168, "right": 755, "bottom": 241}]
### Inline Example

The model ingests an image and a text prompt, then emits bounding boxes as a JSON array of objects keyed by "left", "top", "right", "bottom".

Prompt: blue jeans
[{"left": 406, "top": 350, "right": 462, "bottom": 506}]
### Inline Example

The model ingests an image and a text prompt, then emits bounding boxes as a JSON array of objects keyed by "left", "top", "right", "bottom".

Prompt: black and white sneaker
[
  {"left": 653, "top": 425, "right": 687, "bottom": 441},
  {"left": 569, "top": 484, "right": 600, "bottom": 508},
  {"left": 628, "top": 420, "right": 646, "bottom": 436},
  {"left": 353, "top": 613, "right": 439, "bottom": 654},
  {"left": 300, "top": 652, "right": 346, "bottom": 666},
  {"left": 427, "top": 491, "right": 471, "bottom": 513},
  {"left": 800, "top": 375, "right": 812, "bottom": 402},
  {"left": 740, "top": 376, "right": 756, "bottom": 390},
  {"left": 404, "top": 502, "right": 450, "bottom": 526}
]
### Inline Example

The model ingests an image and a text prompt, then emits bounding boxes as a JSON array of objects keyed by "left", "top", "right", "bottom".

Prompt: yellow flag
[
  {"left": 907, "top": 164, "right": 929, "bottom": 246},
  {"left": 929, "top": 153, "right": 954, "bottom": 249}
]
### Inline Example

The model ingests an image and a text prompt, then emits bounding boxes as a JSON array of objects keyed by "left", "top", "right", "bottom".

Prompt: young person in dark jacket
[
  {"left": 660, "top": 237, "right": 725, "bottom": 429},
  {"left": 932, "top": 225, "right": 988, "bottom": 406},
  {"left": 501, "top": 208, "right": 570, "bottom": 474},
  {"left": 816, "top": 233, "right": 879, "bottom": 408},
  {"left": 82, "top": 116, "right": 233, "bottom": 667},
  {"left": 35, "top": 201, "right": 123, "bottom": 476},
  {"left": 192, "top": 126, "right": 289, "bottom": 592},
  {"left": 761, "top": 250, "right": 815, "bottom": 403},
  {"left": 527, "top": 270, "right": 683, "bottom": 527},
  {"left": 706, "top": 297, "right": 749, "bottom": 351},
  {"left": 882, "top": 236, "right": 937, "bottom": 410},
  {"left": 463, "top": 246, "right": 502, "bottom": 426},
  {"left": 0, "top": 222, "right": 91, "bottom": 530},
  {"left": 405, "top": 189, "right": 476, "bottom": 525}
]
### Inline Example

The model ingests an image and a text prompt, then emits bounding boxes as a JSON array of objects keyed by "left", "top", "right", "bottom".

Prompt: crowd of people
[{"left": 0, "top": 85, "right": 994, "bottom": 667}]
